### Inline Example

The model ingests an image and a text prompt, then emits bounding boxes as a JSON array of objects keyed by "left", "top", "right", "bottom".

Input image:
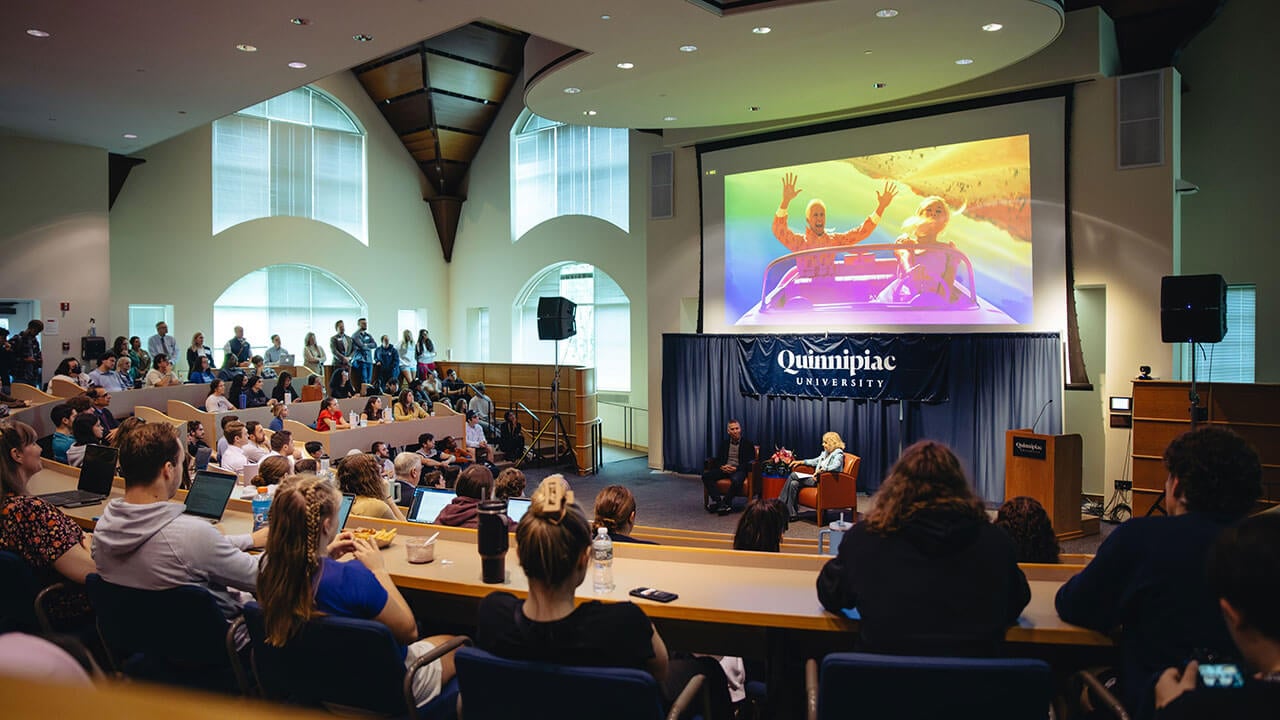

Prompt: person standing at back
[
  {"left": 330, "top": 320, "right": 353, "bottom": 373},
  {"left": 223, "top": 326, "right": 251, "bottom": 368},
  {"left": 147, "top": 321, "right": 177, "bottom": 362},
  {"left": 10, "top": 320, "right": 44, "bottom": 387},
  {"left": 351, "top": 318, "right": 375, "bottom": 389},
  {"left": 1056, "top": 427, "right": 1262, "bottom": 720}
]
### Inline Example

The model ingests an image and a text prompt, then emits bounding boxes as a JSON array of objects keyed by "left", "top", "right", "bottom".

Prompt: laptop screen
[
  {"left": 338, "top": 493, "right": 355, "bottom": 529},
  {"left": 194, "top": 446, "right": 212, "bottom": 471},
  {"left": 184, "top": 470, "right": 238, "bottom": 521},
  {"left": 407, "top": 487, "right": 455, "bottom": 524},
  {"left": 78, "top": 445, "right": 119, "bottom": 496},
  {"left": 506, "top": 497, "right": 531, "bottom": 525}
]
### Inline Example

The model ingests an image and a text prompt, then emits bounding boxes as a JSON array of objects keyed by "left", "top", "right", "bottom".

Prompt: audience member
[
  {"left": 216, "top": 414, "right": 239, "bottom": 459},
  {"left": 360, "top": 396, "right": 384, "bottom": 424},
  {"left": 205, "top": 378, "right": 235, "bottom": 412},
  {"left": 422, "top": 368, "right": 443, "bottom": 401},
  {"left": 147, "top": 321, "right": 177, "bottom": 361},
  {"left": 87, "top": 352, "right": 126, "bottom": 393},
  {"left": 250, "top": 455, "right": 291, "bottom": 488},
  {"left": 263, "top": 334, "right": 289, "bottom": 365},
  {"left": 464, "top": 410, "right": 490, "bottom": 463},
  {"left": 397, "top": 330, "right": 416, "bottom": 387},
  {"left": 49, "top": 357, "right": 90, "bottom": 389},
  {"left": 439, "top": 435, "right": 472, "bottom": 467},
  {"left": 817, "top": 440, "right": 1030, "bottom": 657},
  {"left": 269, "top": 402, "right": 288, "bottom": 432},
  {"left": 187, "top": 420, "right": 210, "bottom": 460},
  {"left": 111, "top": 336, "right": 130, "bottom": 363},
  {"left": 371, "top": 441, "right": 394, "bottom": 477},
  {"left": 220, "top": 420, "right": 250, "bottom": 475},
  {"left": 10, "top": 320, "right": 44, "bottom": 387},
  {"left": 733, "top": 498, "right": 790, "bottom": 552},
  {"left": 86, "top": 387, "right": 120, "bottom": 440},
  {"left": 498, "top": 409, "right": 525, "bottom": 461},
  {"left": 350, "top": 318, "right": 376, "bottom": 388},
  {"left": 338, "top": 453, "right": 405, "bottom": 521},
  {"left": 115, "top": 355, "right": 136, "bottom": 388},
  {"left": 110, "top": 416, "right": 148, "bottom": 454},
  {"left": 476, "top": 475, "right": 732, "bottom": 718},
  {"left": 294, "top": 458, "right": 318, "bottom": 474},
  {"left": 265, "top": 429, "right": 297, "bottom": 472},
  {"left": 143, "top": 353, "right": 181, "bottom": 387},
  {"left": 394, "top": 389, "right": 428, "bottom": 420},
  {"left": 66, "top": 412, "right": 104, "bottom": 467},
  {"left": 494, "top": 467, "right": 526, "bottom": 501},
  {"left": 249, "top": 355, "right": 276, "bottom": 379},
  {"left": 1154, "top": 513, "right": 1280, "bottom": 719},
  {"left": 93, "top": 422, "right": 265, "bottom": 621},
  {"left": 244, "top": 374, "right": 269, "bottom": 408},
  {"left": 436, "top": 464, "right": 502, "bottom": 529},
  {"left": 414, "top": 433, "right": 457, "bottom": 487},
  {"left": 243, "top": 421, "right": 269, "bottom": 463},
  {"left": 374, "top": 334, "right": 399, "bottom": 393},
  {"left": 330, "top": 320, "right": 353, "bottom": 373},
  {"left": 0, "top": 328, "right": 12, "bottom": 389},
  {"left": 393, "top": 451, "right": 423, "bottom": 492},
  {"left": 408, "top": 379, "right": 434, "bottom": 413},
  {"left": 50, "top": 403, "right": 76, "bottom": 463},
  {"left": 315, "top": 397, "right": 349, "bottom": 432},
  {"left": 188, "top": 355, "right": 216, "bottom": 384},
  {"left": 186, "top": 331, "right": 215, "bottom": 376},
  {"left": 994, "top": 496, "right": 1060, "bottom": 564},
  {"left": 302, "top": 332, "right": 326, "bottom": 377},
  {"left": 329, "top": 367, "right": 357, "bottom": 400},
  {"left": 1056, "top": 427, "right": 1262, "bottom": 720},
  {"left": 223, "top": 326, "right": 252, "bottom": 368},
  {"left": 415, "top": 329, "right": 436, "bottom": 377},
  {"left": 468, "top": 382, "right": 496, "bottom": 433},
  {"left": 256, "top": 474, "right": 458, "bottom": 704},
  {"left": 227, "top": 374, "right": 248, "bottom": 409},
  {"left": 701, "top": 419, "right": 756, "bottom": 516},
  {"left": 441, "top": 368, "right": 467, "bottom": 403},
  {"left": 780, "top": 431, "right": 845, "bottom": 521},
  {"left": 592, "top": 485, "right": 654, "bottom": 545},
  {"left": 270, "top": 371, "right": 297, "bottom": 404},
  {"left": 128, "top": 336, "right": 152, "bottom": 375}
]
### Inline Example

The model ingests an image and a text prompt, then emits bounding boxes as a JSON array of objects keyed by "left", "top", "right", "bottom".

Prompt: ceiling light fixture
[
  {"left": 26, "top": 29, "right": 51, "bottom": 38},
  {"left": 955, "top": 58, "right": 974, "bottom": 65},
  {"left": 583, "top": 110, "right": 598, "bottom": 116},
  {"left": 872, "top": 82, "right": 886, "bottom": 89},
  {"left": 679, "top": 45, "right": 697, "bottom": 53},
  {"left": 752, "top": 26, "right": 771, "bottom": 34},
  {"left": 616, "top": 62, "right": 634, "bottom": 69},
  {"left": 353, "top": 34, "right": 373, "bottom": 42},
  {"left": 235, "top": 43, "right": 257, "bottom": 52},
  {"left": 122, "top": 133, "right": 138, "bottom": 140},
  {"left": 600, "top": 14, "right": 611, "bottom": 20},
  {"left": 563, "top": 87, "right": 582, "bottom": 94},
  {"left": 864, "top": 50, "right": 873, "bottom": 55},
  {"left": 664, "top": 116, "right": 677, "bottom": 122},
  {"left": 875, "top": 9, "right": 899, "bottom": 18},
  {"left": 982, "top": 22, "right": 1003, "bottom": 32},
  {"left": 287, "top": 61, "right": 308, "bottom": 69},
  {"left": 290, "top": 17, "right": 310, "bottom": 26},
  {"left": 749, "top": 106, "right": 760, "bottom": 112}
]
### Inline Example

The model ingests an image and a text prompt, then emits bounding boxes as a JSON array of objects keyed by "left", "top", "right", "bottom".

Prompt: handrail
[
  {"left": 589, "top": 417, "right": 603, "bottom": 474},
  {"left": 515, "top": 402, "right": 539, "bottom": 425},
  {"left": 598, "top": 400, "right": 647, "bottom": 450}
]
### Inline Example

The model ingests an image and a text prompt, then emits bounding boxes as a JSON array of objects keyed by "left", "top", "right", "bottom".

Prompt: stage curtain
[{"left": 662, "top": 333, "right": 1062, "bottom": 501}]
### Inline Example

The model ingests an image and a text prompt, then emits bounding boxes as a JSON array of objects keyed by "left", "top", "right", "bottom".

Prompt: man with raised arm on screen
[{"left": 773, "top": 173, "right": 897, "bottom": 278}]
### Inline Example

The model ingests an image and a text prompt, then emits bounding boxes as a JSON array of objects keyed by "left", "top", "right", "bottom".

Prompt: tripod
[
  {"left": 522, "top": 340, "right": 572, "bottom": 467},
  {"left": 1146, "top": 340, "right": 1204, "bottom": 517}
]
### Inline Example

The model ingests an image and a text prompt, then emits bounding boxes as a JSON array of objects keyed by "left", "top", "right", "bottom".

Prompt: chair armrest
[
  {"left": 666, "top": 672, "right": 706, "bottom": 720},
  {"left": 406, "top": 635, "right": 472, "bottom": 720},
  {"left": 805, "top": 658, "right": 819, "bottom": 720},
  {"left": 224, "top": 616, "right": 253, "bottom": 696},
  {"left": 1075, "top": 670, "right": 1130, "bottom": 720},
  {"left": 792, "top": 464, "right": 815, "bottom": 474},
  {"left": 33, "top": 582, "right": 67, "bottom": 634}
]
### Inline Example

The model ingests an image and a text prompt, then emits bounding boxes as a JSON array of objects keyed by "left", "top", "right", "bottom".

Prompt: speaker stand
[
  {"left": 1147, "top": 341, "right": 1203, "bottom": 518},
  {"left": 521, "top": 340, "right": 573, "bottom": 469}
]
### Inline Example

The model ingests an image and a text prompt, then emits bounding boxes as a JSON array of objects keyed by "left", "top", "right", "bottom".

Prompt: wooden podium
[{"left": 1005, "top": 430, "right": 1084, "bottom": 540}]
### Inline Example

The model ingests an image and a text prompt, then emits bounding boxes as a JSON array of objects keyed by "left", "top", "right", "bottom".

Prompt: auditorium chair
[
  {"left": 454, "top": 646, "right": 708, "bottom": 720},
  {"left": 805, "top": 652, "right": 1053, "bottom": 720},
  {"left": 795, "top": 453, "right": 860, "bottom": 524},
  {"left": 0, "top": 551, "right": 42, "bottom": 633},
  {"left": 701, "top": 457, "right": 761, "bottom": 512}
]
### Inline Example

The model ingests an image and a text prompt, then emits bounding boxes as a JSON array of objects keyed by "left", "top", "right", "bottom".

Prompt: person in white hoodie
[{"left": 91, "top": 422, "right": 268, "bottom": 619}]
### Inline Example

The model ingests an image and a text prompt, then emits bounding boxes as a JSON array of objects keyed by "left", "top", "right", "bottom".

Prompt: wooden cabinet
[{"left": 1132, "top": 381, "right": 1280, "bottom": 514}]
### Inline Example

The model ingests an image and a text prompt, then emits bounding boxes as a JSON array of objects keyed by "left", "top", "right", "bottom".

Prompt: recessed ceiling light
[
  {"left": 600, "top": 14, "right": 611, "bottom": 20},
  {"left": 982, "top": 22, "right": 1003, "bottom": 32},
  {"left": 235, "top": 43, "right": 257, "bottom": 52},
  {"left": 563, "top": 87, "right": 582, "bottom": 94},
  {"left": 583, "top": 110, "right": 598, "bottom": 116},
  {"left": 749, "top": 106, "right": 760, "bottom": 112},
  {"left": 26, "top": 29, "right": 51, "bottom": 38},
  {"left": 752, "top": 26, "right": 771, "bottom": 34},
  {"left": 122, "top": 133, "right": 138, "bottom": 140},
  {"left": 872, "top": 82, "right": 886, "bottom": 89},
  {"left": 955, "top": 58, "right": 974, "bottom": 65},
  {"left": 287, "top": 61, "right": 308, "bottom": 69},
  {"left": 864, "top": 50, "right": 873, "bottom": 55},
  {"left": 616, "top": 62, "right": 634, "bottom": 70},
  {"left": 663, "top": 116, "right": 677, "bottom": 122},
  {"left": 679, "top": 45, "right": 698, "bottom": 53},
  {"left": 353, "top": 34, "right": 373, "bottom": 42},
  {"left": 290, "top": 17, "right": 310, "bottom": 26},
  {"left": 178, "top": 110, "right": 187, "bottom": 115},
  {"left": 875, "top": 9, "right": 899, "bottom": 18}
]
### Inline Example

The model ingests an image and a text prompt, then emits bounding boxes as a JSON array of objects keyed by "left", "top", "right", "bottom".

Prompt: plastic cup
[{"left": 405, "top": 535, "right": 436, "bottom": 564}]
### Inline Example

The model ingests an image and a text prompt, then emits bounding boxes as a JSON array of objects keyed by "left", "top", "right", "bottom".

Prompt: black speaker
[
  {"left": 81, "top": 335, "right": 107, "bottom": 363},
  {"left": 1160, "top": 274, "right": 1226, "bottom": 343},
  {"left": 536, "top": 296, "right": 577, "bottom": 341}
]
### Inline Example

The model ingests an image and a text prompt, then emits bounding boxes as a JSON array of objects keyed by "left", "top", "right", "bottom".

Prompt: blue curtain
[{"left": 662, "top": 333, "right": 1062, "bottom": 502}]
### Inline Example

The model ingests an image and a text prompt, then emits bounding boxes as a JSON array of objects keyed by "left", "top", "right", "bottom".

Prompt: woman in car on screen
[{"left": 877, "top": 196, "right": 964, "bottom": 304}]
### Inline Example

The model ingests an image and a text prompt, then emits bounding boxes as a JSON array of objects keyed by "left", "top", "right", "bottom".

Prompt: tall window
[
  {"left": 510, "top": 111, "right": 628, "bottom": 240},
  {"left": 1179, "top": 284, "right": 1256, "bottom": 382},
  {"left": 213, "top": 86, "right": 367, "bottom": 243},
  {"left": 213, "top": 264, "right": 366, "bottom": 361},
  {"left": 514, "top": 263, "right": 630, "bottom": 392},
  {"left": 127, "top": 305, "right": 174, "bottom": 344}
]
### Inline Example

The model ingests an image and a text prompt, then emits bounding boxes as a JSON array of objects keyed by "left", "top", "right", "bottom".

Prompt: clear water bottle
[
  {"left": 252, "top": 486, "right": 271, "bottom": 531},
  {"left": 592, "top": 527, "right": 614, "bottom": 593}
]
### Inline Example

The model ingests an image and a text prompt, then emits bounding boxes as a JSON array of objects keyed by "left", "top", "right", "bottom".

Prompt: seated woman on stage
[
  {"left": 779, "top": 431, "right": 845, "bottom": 521},
  {"left": 315, "top": 397, "right": 350, "bottom": 432},
  {"left": 338, "top": 453, "right": 404, "bottom": 522},
  {"left": 592, "top": 485, "right": 655, "bottom": 545},
  {"left": 733, "top": 498, "right": 789, "bottom": 552},
  {"left": 257, "top": 474, "right": 459, "bottom": 705},
  {"left": 816, "top": 440, "right": 1030, "bottom": 657},
  {"left": 994, "top": 496, "right": 1060, "bottom": 564},
  {"left": 476, "top": 476, "right": 731, "bottom": 719}
]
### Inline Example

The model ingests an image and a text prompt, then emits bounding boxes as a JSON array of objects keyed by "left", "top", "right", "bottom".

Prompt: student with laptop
[
  {"left": 92, "top": 422, "right": 267, "bottom": 619},
  {"left": 65, "top": 412, "right": 105, "bottom": 468}
]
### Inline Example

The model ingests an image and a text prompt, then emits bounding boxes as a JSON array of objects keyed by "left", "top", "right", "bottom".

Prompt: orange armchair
[
  {"left": 702, "top": 457, "right": 759, "bottom": 509},
  {"left": 796, "top": 453, "right": 860, "bottom": 524}
]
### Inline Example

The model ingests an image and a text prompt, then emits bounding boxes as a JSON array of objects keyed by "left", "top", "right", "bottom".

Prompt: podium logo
[
  {"left": 777, "top": 348, "right": 897, "bottom": 377},
  {"left": 1013, "top": 437, "right": 1047, "bottom": 459}
]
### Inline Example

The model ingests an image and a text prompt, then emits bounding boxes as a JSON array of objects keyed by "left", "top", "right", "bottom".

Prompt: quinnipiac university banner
[{"left": 736, "top": 334, "right": 950, "bottom": 401}]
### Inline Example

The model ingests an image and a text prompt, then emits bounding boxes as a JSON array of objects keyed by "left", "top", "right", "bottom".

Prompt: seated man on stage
[{"left": 701, "top": 420, "right": 756, "bottom": 516}]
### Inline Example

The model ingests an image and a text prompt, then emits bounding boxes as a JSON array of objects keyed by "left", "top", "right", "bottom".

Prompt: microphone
[{"left": 1030, "top": 398, "right": 1053, "bottom": 434}]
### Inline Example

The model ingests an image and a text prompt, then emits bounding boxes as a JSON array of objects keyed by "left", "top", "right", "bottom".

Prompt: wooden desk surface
[{"left": 30, "top": 465, "right": 1110, "bottom": 647}]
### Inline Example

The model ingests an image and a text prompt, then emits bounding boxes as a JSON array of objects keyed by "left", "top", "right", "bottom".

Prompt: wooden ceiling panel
[
  {"left": 356, "top": 53, "right": 424, "bottom": 102},
  {"left": 382, "top": 92, "right": 433, "bottom": 135},
  {"left": 431, "top": 93, "right": 498, "bottom": 133},
  {"left": 425, "top": 55, "right": 514, "bottom": 103},
  {"left": 436, "top": 129, "right": 483, "bottom": 162},
  {"left": 421, "top": 24, "right": 525, "bottom": 72},
  {"left": 419, "top": 161, "right": 470, "bottom": 192},
  {"left": 402, "top": 130, "right": 437, "bottom": 162}
]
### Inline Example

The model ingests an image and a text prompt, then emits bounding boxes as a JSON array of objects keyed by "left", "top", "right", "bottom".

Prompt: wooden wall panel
[
  {"left": 1132, "top": 420, "right": 1188, "bottom": 458},
  {"left": 1133, "top": 382, "right": 1197, "bottom": 420},
  {"left": 511, "top": 366, "right": 540, "bottom": 388},
  {"left": 483, "top": 365, "right": 510, "bottom": 387},
  {"left": 1212, "top": 384, "right": 1280, "bottom": 424}
]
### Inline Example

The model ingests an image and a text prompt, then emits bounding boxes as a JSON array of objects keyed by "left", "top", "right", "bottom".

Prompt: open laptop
[
  {"left": 38, "top": 445, "right": 118, "bottom": 508},
  {"left": 337, "top": 493, "right": 356, "bottom": 530},
  {"left": 506, "top": 497, "right": 532, "bottom": 525},
  {"left": 275, "top": 353, "right": 295, "bottom": 366},
  {"left": 193, "top": 446, "right": 213, "bottom": 472},
  {"left": 184, "top": 470, "right": 238, "bottom": 523},
  {"left": 407, "top": 487, "right": 455, "bottom": 524}
]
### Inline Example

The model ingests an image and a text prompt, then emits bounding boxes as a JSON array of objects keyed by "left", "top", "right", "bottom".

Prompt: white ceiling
[{"left": 0, "top": 0, "right": 1062, "bottom": 154}]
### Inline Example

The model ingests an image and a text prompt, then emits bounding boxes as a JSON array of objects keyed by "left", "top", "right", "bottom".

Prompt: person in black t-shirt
[
  {"left": 1153, "top": 513, "right": 1280, "bottom": 719},
  {"left": 476, "top": 475, "right": 730, "bottom": 718}
]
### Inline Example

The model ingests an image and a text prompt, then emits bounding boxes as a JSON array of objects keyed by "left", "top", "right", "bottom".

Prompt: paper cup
[{"left": 405, "top": 536, "right": 436, "bottom": 564}]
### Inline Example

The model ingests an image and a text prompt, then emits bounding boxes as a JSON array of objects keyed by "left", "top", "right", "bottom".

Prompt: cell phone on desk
[
  {"left": 1197, "top": 663, "right": 1245, "bottom": 688},
  {"left": 629, "top": 587, "right": 678, "bottom": 603}
]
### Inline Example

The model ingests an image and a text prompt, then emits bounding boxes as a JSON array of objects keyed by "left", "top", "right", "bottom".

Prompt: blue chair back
[
  {"left": 454, "top": 646, "right": 667, "bottom": 720},
  {"left": 84, "top": 573, "right": 241, "bottom": 693},
  {"left": 0, "top": 551, "right": 39, "bottom": 633},
  {"left": 243, "top": 602, "right": 457, "bottom": 718},
  {"left": 817, "top": 652, "right": 1052, "bottom": 720}
]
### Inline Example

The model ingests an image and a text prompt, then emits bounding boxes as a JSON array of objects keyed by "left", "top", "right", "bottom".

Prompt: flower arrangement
[{"left": 761, "top": 447, "right": 794, "bottom": 477}]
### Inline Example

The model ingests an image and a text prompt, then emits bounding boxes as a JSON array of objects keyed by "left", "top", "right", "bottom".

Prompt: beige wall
[{"left": 0, "top": 136, "right": 109, "bottom": 380}]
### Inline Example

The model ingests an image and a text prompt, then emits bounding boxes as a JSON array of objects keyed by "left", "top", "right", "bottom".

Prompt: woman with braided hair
[{"left": 257, "top": 474, "right": 458, "bottom": 704}]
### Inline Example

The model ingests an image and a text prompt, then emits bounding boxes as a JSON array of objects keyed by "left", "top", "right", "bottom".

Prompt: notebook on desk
[{"left": 38, "top": 445, "right": 118, "bottom": 508}]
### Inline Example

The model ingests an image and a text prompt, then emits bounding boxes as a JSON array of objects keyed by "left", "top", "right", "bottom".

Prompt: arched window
[
  {"left": 213, "top": 264, "right": 367, "bottom": 360},
  {"left": 514, "top": 263, "right": 630, "bottom": 392},
  {"left": 213, "top": 86, "right": 367, "bottom": 243},
  {"left": 510, "top": 111, "right": 629, "bottom": 240}
]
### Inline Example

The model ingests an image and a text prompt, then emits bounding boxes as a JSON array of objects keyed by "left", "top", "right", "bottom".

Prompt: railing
[
  {"left": 589, "top": 417, "right": 603, "bottom": 474},
  {"left": 598, "top": 401, "right": 648, "bottom": 450}
]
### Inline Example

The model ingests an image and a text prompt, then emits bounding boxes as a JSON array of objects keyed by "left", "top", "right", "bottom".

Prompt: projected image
[{"left": 724, "top": 135, "right": 1033, "bottom": 326}]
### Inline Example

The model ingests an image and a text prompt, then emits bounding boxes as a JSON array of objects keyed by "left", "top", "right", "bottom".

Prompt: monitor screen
[
  {"left": 337, "top": 493, "right": 355, "bottom": 529},
  {"left": 78, "top": 444, "right": 119, "bottom": 496},
  {"left": 506, "top": 497, "right": 531, "bottom": 525},
  {"left": 184, "top": 470, "right": 238, "bottom": 521},
  {"left": 407, "top": 487, "right": 455, "bottom": 524}
]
